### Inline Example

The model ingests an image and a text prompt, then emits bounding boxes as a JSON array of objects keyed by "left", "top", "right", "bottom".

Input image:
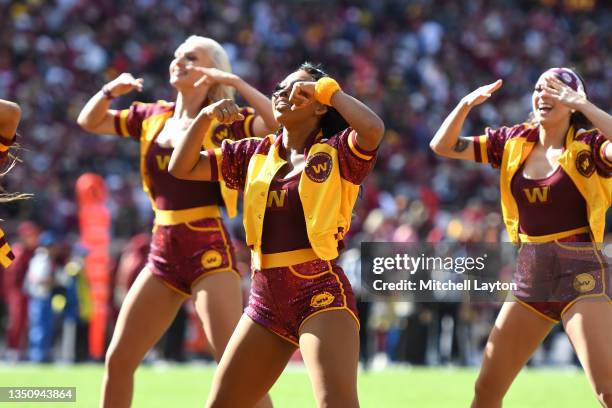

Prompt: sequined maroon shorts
[
  {"left": 147, "top": 218, "right": 238, "bottom": 296},
  {"left": 245, "top": 259, "right": 359, "bottom": 346},
  {"left": 514, "top": 234, "right": 611, "bottom": 321}
]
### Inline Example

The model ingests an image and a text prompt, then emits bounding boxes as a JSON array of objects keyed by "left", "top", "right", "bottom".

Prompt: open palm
[
  {"left": 189, "top": 66, "right": 236, "bottom": 87},
  {"left": 462, "top": 79, "right": 503, "bottom": 107}
]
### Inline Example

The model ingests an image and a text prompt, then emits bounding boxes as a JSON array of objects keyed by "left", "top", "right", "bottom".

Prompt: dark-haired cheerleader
[
  {"left": 170, "top": 62, "right": 385, "bottom": 408},
  {"left": 0, "top": 98, "right": 22, "bottom": 267}
]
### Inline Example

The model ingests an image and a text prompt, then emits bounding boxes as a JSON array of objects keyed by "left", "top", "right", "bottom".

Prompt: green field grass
[{"left": 0, "top": 363, "right": 598, "bottom": 407}]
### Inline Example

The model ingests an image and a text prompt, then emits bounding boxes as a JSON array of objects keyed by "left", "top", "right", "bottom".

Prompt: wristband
[
  {"left": 102, "top": 86, "right": 116, "bottom": 100},
  {"left": 314, "top": 77, "right": 341, "bottom": 106}
]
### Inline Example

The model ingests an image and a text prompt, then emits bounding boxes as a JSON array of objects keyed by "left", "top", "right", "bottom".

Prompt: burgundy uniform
[
  {"left": 474, "top": 124, "right": 612, "bottom": 321},
  {"left": 247, "top": 259, "right": 358, "bottom": 346},
  {"left": 511, "top": 164, "right": 588, "bottom": 236},
  {"left": 473, "top": 124, "right": 612, "bottom": 175},
  {"left": 148, "top": 218, "right": 237, "bottom": 295},
  {"left": 145, "top": 137, "right": 223, "bottom": 211},
  {"left": 261, "top": 173, "right": 310, "bottom": 254},
  {"left": 514, "top": 233, "right": 611, "bottom": 322},
  {"left": 210, "top": 129, "right": 376, "bottom": 344},
  {"left": 114, "top": 101, "right": 254, "bottom": 295}
]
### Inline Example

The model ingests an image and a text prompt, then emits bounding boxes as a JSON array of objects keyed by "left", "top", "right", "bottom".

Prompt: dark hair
[
  {"left": 0, "top": 142, "right": 31, "bottom": 203},
  {"left": 298, "top": 62, "right": 349, "bottom": 138},
  {"left": 527, "top": 68, "right": 592, "bottom": 130}
]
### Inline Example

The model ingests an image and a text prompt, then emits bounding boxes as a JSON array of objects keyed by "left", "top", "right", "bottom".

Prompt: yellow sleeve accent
[
  {"left": 119, "top": 110, "right": 130, "bottom": 137},
  {"left": 348, "top": 132, "right": 375, "bottom": 160},
  {"left": 243, "top": 114, "right": 254, "bottom": 138},
  {"left": 0, "top": 143, "right": 9, "bottom": 152},
  {"left": 212, "top": 148, "right": 223, "bottom": 181},
  {"left": 600, "top": 140, "right": 612, "bottom": 167},
  {"left": 478, "top": 135, "right": 489, "bottom": 163}
]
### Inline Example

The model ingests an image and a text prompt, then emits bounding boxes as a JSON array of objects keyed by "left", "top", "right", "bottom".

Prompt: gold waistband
[
  {"left": 154, "top": 205, "right": 221, "bottom": 226},
  {"left": 257, "top": 248, "right": 320, "bottom": 269},
  {"left": 518, "top": 226, "right": 591, "bottom": 243}
]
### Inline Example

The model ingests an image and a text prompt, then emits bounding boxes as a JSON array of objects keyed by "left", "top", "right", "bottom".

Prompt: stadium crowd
[{"left": 0, "top": 0, "right": 610, "bottom": 365}]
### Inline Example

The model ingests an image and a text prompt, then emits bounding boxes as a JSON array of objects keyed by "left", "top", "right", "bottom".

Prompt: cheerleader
[
  {"left": 169, "top": 62, "right": 384, "bottom": 407},
  {"left": 77, "top": 36, "right": 277, "bottom": 408},
  {"left": 430, "top": 67, "right": 612, "bottom": 407}
]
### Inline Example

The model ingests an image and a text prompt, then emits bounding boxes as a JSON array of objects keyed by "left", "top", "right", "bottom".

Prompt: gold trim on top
[
  {"left": 518, "top": 226, "right": 590, "bottom": 243},
  {"left": 348, "top": 132, "right": 374, "bottom": 161},
  {"left": 119, "top": 109, "right": 130, "bottom": 137},
  {"left": 259, "top": 248, "right": 319, "bottom": 269},
  {"left": 154, "top": 205, "right": 221, "bottom": 226},
  {"left": 601, "top": 141, "right": 612, "bottom": 167},
  {"left": 478, "top": 135, "right": 488, "bottom": 163}
]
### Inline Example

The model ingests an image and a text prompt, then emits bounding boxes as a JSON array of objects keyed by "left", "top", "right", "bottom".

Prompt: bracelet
[
  {"left": 101, "top": 86, "right": 115, "bottom": 100},
  {"left": 314, "top": 77, "right": 341, "bottom": 106}
]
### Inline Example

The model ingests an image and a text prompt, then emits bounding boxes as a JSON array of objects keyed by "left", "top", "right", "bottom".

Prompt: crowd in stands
[{"left": 0, "top": 0, "right": 609, "bottom": 365}]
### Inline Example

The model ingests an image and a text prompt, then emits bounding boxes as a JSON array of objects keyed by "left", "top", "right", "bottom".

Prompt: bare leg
[
  {"left": 191, "top": 272, "right": 243, "bottom": 361},
  {"left": 563, "top": 298, "right": 612, "bottom": 407},
  {"left": 192, "top": 272, "right": 274, "bottom": 407},
  {"left": 299, "top": 310, "right": 360, "bottom": 408},
  {"left": 100, "top": 269, "right": 185, "bottom": 408},
  {"left": 471, "top": 302, "right": 555, "bottom": 408},
  {"left": 206, "top": 315, "right": 296, "bottom": 408}
]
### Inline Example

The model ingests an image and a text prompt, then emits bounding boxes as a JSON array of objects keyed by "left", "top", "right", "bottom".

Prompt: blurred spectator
[
  {"left": 54, "top": 243, "right": 89, "bottom": 362},
  {"left": 2, "top": 221, "right": 40, "bottom": 361},
  {"left": 23, "top": 231, "right": 58, "bottom": 362}
]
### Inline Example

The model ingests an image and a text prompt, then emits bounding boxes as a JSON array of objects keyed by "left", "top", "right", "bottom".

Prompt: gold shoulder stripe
[
  {"left": 348, "top": 133, "right": 374, "bottom": 160},
  {"left": 478, "top": 135, "right": 489, "bottom": 163},
  {"left": 213, "top": 148, "right": 223, "bottom": 180},
  {"left": 600, "top": 140, "right": 612, "bottom": 167},
  {"left": 244, "top": 114, "right": 254, "bottom": 138},
  {"left": 119, "top": 110, "right": 130, "bottom": 137}
]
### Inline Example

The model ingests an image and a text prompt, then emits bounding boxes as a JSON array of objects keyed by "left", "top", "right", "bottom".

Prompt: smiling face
[
  {"left": 531, "top": 72, "right": 572, "bottom": 126},
  {"left": 271, "top": 70, "right": 326, "bottom": 126},
  {"left": 169, "top": 40, "right": 214, "bottom": 90}
]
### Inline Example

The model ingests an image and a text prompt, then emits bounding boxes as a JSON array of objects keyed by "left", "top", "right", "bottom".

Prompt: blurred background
[{"left": 0, "top": 0, "right": 610, "bottom": 369}]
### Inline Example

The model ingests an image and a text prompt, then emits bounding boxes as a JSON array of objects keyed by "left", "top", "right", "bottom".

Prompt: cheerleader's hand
[
  {"left": 202, "top": 99, "right": 244, "bottom": 124},
  {"left": 190, "top": 66, "right": 237, "bottom": 87},
  {"left": 461, "top": 79, "right": 503, "bottom": 108},
  {"left": 104, "top": 73, "right": 144, "bottom": 97},
  {"left": 543, "top": 76, "right": 587, "bottom": 111},
  {"left": 288, "top": 81, "right": 316, "bottom": 110}
]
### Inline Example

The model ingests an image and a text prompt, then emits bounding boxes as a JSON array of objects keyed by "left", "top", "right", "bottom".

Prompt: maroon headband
[{"left": 543, "top": 67, "right": 585, "bottom": 93}]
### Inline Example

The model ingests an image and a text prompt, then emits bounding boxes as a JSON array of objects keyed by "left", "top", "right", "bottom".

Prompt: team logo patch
[
  {"left": 310, "top": 292, "right": 335, "bottom": 308},
  {"left": 575, "top": 151, "right": 595, "bottom": 177},
  {"left": 573, "top": 273, "right": 595, "bottom": 293},
  {"left": 201, "top": 250, "right": 223, "bottom": 269},
  {"left": 560, "top": 71, "right": 573, "bottom": 85},
  {"left": 211, "top": 124, "right": 230, "bottom": 147},
  {"left": 305, "top": 152, "right": 333, "bottom": 183}
]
